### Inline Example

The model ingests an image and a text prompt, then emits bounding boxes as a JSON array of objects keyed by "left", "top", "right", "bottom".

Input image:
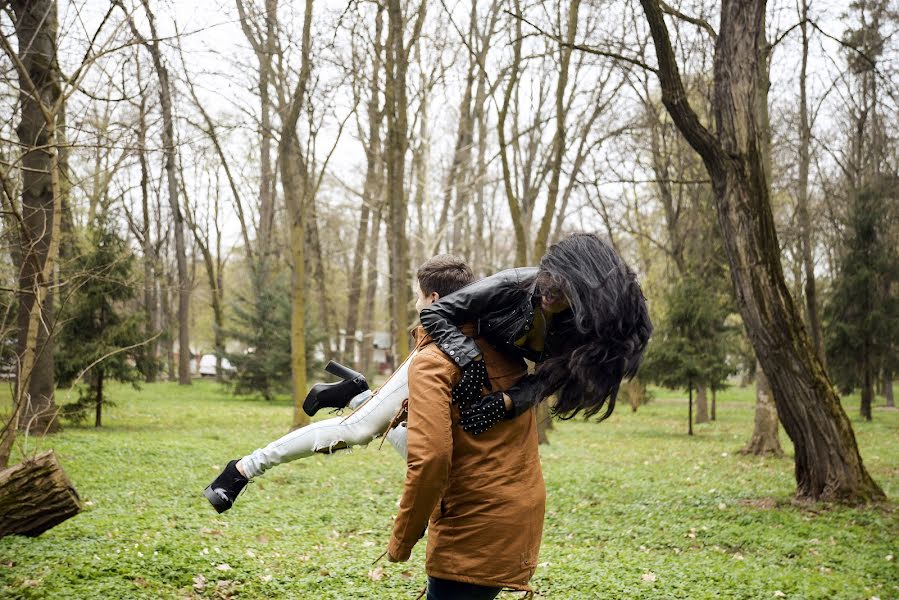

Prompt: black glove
[
  {"left": 451, "top": 359, "right": 492, "bottom": 406},
  {"left": 459, "top": 391, "right": 509, "bottom": 435}
]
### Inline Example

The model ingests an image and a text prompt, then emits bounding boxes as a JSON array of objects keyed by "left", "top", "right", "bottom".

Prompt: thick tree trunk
[
  {"left": 695, "top": 384, "right": 709, "bottom": 424},
  {"left": 641, "top": 0, "right": 884, "bottom": 502},
  {"left": 11, "top": 0, "right": 62, "bottom": 437},
  {"left": 741, "top": 363, "right": 783, "bottom": 456},
  {"left": 0, "top": 450, "right": 80, "bottom": 538}
]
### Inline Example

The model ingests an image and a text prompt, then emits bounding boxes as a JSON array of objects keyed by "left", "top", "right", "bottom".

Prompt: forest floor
[{"left": 0, "top": 380, "right": 896, "bottom": 599}]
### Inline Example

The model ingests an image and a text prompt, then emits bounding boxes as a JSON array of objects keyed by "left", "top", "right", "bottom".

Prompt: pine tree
[
  {"left": 641, "top": 275, "right": 735, "bottom": 433},
  {"left": 225, "top": 269, "right": 326, "bottom": 401},
  {"left": 55, "top": 221, "right": 148, "bottom": 427},
  {"left": 824, "top": 184, "right": 899, "bottom": 420}
]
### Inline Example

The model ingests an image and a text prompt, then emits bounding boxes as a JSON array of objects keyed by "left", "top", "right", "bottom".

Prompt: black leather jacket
[{"left": 419, "top": 266, "right": 579, "bottom": 416}]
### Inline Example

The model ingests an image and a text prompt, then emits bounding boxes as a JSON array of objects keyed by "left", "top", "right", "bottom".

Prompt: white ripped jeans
[{"left": 240, "top": 351, "right": 416, "bottom": 478}]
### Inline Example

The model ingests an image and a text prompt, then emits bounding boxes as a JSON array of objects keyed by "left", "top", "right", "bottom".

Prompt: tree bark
[
  {"left": 741, "top": 363, "right": 783, "bottom": 456},
  {"left": 695, "top": 383, "right": 709, "bottom": 424},
  {"left": 10, "top": 0, "right": 63, "bottom": 438},
  {"left": 640, "top": 0, "right": 884, "bottom": 502},
  {"left": 0, "top": 450, "right": 80, "bottom": 538},
  {"left": 860, "top": 365, "right": 873, "bottom": 421}
]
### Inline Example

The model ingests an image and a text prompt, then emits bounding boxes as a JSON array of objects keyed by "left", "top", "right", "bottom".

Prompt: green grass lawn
[{"left": 1, "top": 380, "right": 896, "bottom": 599}]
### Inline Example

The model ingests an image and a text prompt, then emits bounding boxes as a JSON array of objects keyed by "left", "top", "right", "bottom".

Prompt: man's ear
[{"left": 430, "top": 292, "right": 440, "bottom": 303}]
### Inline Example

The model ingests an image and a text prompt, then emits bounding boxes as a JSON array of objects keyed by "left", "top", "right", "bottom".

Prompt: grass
[{"left": 0, "top": 379, "right": 896, "bottom": 599}]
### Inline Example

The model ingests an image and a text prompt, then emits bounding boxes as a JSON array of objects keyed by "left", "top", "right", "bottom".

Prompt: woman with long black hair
[
  {"left": 204, "top": 234, "right": 651, "bottom": 512},
  {"left": 421, "top": 232, "right": 652, "bottom": 432}
]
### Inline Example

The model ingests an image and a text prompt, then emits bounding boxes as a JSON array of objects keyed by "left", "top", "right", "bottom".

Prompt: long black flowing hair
[{"left": 531, "top": 233, "right": 652, "bottom": 420}]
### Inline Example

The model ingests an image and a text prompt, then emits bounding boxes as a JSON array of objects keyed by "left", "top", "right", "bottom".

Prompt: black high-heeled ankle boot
[
  {"left": 302, "top": 360, "right": 369, "bottom": 416},
  {"left": 203, "top": 459, "right": 249, "bottom": 514}
]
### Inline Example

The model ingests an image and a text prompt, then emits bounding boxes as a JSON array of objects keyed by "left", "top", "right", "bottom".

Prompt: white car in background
[{"left": 198, "top": 354, "right": 234, "bottom": 378}]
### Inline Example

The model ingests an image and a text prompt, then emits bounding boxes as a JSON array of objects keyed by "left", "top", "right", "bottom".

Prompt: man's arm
[
  {"left": 419, "top": 267, "right": 532, "bottom": 369},
  {"left": 387, "top": 351, "right": 457, "bottom": 561}
]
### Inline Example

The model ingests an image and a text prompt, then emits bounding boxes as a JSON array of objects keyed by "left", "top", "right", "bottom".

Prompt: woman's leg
[{"left": 239, "top": 351, "right": 416, "bottom": 478}]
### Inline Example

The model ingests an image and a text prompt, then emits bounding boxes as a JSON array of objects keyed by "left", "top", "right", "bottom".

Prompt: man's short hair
[{"left": 417, "top": 254, "right": 474, "bottom": 298}]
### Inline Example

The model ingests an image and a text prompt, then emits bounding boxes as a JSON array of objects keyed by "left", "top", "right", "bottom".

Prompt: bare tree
[
  {"left": 639, "top": 0, "right": 883, "bottom": 502},
  {"left": 122, "top": 0, "right": 192, "bottom": 386}
]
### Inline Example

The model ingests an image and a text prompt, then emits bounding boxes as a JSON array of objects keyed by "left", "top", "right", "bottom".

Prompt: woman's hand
[
  {"left": 450, "top": 359, "right": 492, "bottom": 406},
  {"left": 458, "top": 391, "right": 510, "bottom": 435}
]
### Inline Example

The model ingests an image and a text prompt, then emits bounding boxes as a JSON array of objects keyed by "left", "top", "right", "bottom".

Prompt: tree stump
[{"left": 0, "top": 450, "right": 81, "bottom": 538}]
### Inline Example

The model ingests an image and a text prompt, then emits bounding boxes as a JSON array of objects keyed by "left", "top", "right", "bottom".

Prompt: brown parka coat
[{"left": 388, "top": 325, "right": 546, "bottom": 591}]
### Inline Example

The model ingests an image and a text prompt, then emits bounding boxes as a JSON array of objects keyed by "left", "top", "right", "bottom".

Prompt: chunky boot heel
[
  {"left": 302, "top": 361, "right": 369, "bottom": 416},
  {"left": 203, "top": 459, "right": 249, "bottom": 514}
]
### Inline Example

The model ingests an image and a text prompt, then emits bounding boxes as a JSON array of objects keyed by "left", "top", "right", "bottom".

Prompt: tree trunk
[
  {"left": 95, "top": 369, "right": 103, "bottom": 428},
  {"left": 533, "top": 0, "right": 580, "bottom": 260},
  {"left": 860, "top": 366, "right": 873, "bottom": 421},
  {"left": 345, "top": 6, "right": 384, "bottom": 366},
  {"left": 687, "top": 383, "right": 693, "bottom": 436},
  {"left": 695, "top": 383, "right": 709, "bottom": 424},
  {"left": 126, "top": 1, "right": 191, "bottom": 386},
  {"left": 796, "top": 1, "right": 825, "bottom": 366},
  {"left": 137, "top": 68, "right": 158, "bottom": 383},
  {"left": 741, "top": 363, "right": 783, "bottom": 456},
  {"left": 711, "top": 386, "right": 717, "bottom": 421},
  {"left": 11, "top": 0, "right": 62, "bottom": 437},
  {"left": 0, "top": 450, "right": 80, "bottom": 538},
  {"left": 383, "top": 0, "right": 418, "bottom": 363},
  {"left": 535, "top": 403, "right": 551, "bottom": 445},
  {"left": 883, "top": 372, "right": 895, "bottom": 408},
  {"left": 498, "top": 0, "right": 527, "bottom": 265},
  {"left": 278, "top": 0, "right": 314, "bottom": 429},
  {"left": 640, "top": 0, "right": 884, "bottom": 502},
  {"left": 361, "top": 207, "right": 383, "bottom": 375}
]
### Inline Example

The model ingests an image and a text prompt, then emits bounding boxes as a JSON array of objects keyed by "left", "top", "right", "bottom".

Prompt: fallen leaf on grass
[
  {"left": 773, "top": 592, "right": 786, "bottom": 598},
  {"left": 133, "top": 577, "right": 148, "bottom": 587},
  {"left": 215, "top": 563, "right": 232, "bottom": 571},
  {"left": 193, "top": 574, "right": 207, "bottom": 592},
  {"left": 368, "top": 566, "right": 386, "bottom": 581},
  {"left": 400, "top": 571, "right": 414, "bottom": 579},
  {"left": 641, "top": 572, "right": 657, "bottom": 582}
]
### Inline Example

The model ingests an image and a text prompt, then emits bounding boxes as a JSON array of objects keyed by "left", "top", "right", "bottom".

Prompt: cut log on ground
[{"left": 0, "top": 450, "right": 81, "bottom": 538}]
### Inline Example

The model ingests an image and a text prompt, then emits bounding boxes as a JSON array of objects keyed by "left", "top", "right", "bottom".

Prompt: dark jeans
[{"left": 426, "top": 577, "right": 502, "bottom": 600}]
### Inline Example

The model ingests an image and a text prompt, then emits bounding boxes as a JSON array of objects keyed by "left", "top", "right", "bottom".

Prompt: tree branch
[
  {"left": 505, "top": 10, "right": 658, "bottom": 74},
  {"left": 659, "top": 0, "right": 717, "bottom": 40}
]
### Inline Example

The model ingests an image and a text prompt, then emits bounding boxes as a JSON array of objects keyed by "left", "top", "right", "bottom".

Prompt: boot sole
[{"left": 203, "top": 485, "right": 230, "bottom": 514}]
